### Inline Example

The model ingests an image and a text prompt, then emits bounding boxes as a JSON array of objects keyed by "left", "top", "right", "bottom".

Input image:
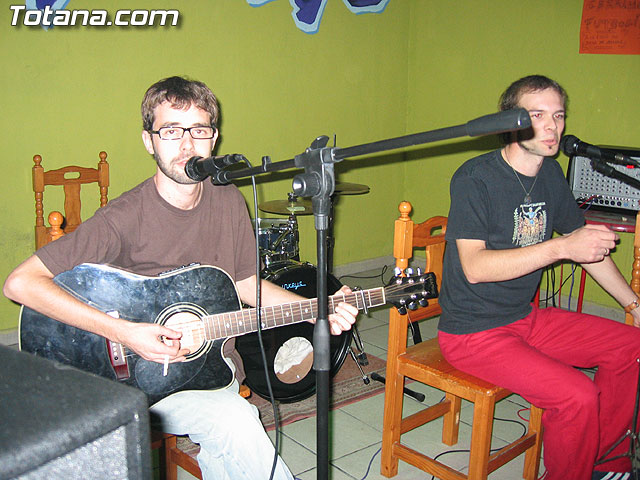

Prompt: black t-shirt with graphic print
[{"left": 438, "top": 149, "right": 585, "bottom": 335}]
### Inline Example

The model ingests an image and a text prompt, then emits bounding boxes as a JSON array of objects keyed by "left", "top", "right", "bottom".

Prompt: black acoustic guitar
[{"left": 19, "top": 263, "right": 437, "bottom": 404}]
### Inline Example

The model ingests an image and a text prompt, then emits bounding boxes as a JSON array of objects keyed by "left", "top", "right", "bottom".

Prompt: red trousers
[{"left": 438, "top": 306, "right": 640, "bottom": 480}]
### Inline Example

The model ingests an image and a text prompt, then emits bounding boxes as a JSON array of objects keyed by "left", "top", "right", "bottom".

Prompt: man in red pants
[{"left": 438, "top": 74, "right": 640, "bottom": 480}]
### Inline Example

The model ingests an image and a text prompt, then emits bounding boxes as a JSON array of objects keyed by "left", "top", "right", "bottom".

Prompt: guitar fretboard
[{"left": 203, "top": 288, "right": 386, "bottom": 341}]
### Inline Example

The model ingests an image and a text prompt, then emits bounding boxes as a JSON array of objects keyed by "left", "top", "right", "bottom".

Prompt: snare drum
[
  {"left": 256, "top": 218, "right": 299, "bottom": 265},
  {"left": 235, "top": 261, "right": 352, "bottom": 403}
]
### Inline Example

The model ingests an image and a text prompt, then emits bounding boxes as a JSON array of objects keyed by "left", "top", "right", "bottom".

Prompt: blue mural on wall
[
  {"left": 26, "top": 0, "right": 70, "bottom": 30},
  {"left": 248, "top": 0, "right": 390, "bottom": 34}
]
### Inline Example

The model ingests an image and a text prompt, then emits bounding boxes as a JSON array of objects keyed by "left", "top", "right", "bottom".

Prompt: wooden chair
[
  {"left": 151, "top": 384, "right": 251, "bottom": 480},
  {"left": 32, "top": 152, "right": 109, "bottom": 249},
  {"left": 380, "top": 201, "right": 543, "bottom": 480},
  {"left": 626, "top": 212, "right": 640, "bottom": 326}
]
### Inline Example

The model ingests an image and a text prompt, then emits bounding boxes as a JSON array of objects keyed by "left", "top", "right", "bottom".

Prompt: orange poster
[{"left": 580, "top": 0, "right": 640, "bottom": 54}]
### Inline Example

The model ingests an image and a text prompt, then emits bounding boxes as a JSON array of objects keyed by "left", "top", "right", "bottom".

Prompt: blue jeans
[{"left": 150, "top": 379, "right": 294, "bottom": 480}]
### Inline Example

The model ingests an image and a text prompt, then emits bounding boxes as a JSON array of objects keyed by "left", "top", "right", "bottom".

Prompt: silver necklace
[{"left": 503, "top": 148, "right": 538, "bottom": 203}]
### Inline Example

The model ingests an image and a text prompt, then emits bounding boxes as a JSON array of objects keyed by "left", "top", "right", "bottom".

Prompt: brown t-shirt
[{"left": 36, "top": 177, "right": 258, "bottom": 384}]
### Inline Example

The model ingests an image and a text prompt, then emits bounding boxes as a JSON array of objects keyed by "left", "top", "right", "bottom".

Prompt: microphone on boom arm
[
  {"left": 560, "top": 135, "right": 639, "bottom": 168},
  {"left": 184, "top": 154, "right": 247, "bottom": 184}
]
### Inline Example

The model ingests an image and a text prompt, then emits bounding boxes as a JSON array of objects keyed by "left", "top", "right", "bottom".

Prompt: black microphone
[
  {"left": 465, "top": 108, "right": 532, "bottom": 137},
  {"left": 560, "top": 135, "right": 639, "bottom": 168},
  {"left": 185, "top": 154, "right": 246, "bottom": 183}
]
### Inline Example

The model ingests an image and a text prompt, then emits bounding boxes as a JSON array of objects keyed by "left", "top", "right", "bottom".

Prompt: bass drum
[{"left": 236, "top": 261, "right": 352, "bottom": 403}]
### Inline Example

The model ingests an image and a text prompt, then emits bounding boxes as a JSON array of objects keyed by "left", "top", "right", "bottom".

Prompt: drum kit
[{"left": 235, "top": 182, "right": 372, "bottom": 403}]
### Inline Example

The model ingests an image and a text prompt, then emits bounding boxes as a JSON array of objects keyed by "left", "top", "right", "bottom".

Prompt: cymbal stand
[
  {"left": 350, "top": 320, "right": 369, "bottom": 366},
  {"left": 348, "top": 343, "right": 370, "bottom": 385},
  {"left": 346, "top": 290, "right": 370, "bottom": 384}
]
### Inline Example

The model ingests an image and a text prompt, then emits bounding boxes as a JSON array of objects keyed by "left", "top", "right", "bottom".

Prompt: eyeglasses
[{"left": 150, "top": 125, "right": 217, "bottom": 140}]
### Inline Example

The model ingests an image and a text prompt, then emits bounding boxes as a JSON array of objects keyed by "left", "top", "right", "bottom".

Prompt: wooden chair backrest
[
  {"left": 393, "top": 201, "right": 447, "bottom": 321},
  {"left": 32, "top": 152, "right": 109, "bottom": 249},
  {"left": 389, "top": 201, "right": 447, "bottom": 353}
]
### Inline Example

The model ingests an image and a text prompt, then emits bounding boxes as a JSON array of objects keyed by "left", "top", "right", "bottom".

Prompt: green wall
[
  {"left": 1, "top": 1, "right": 638, "bottom": 332},
  {"left": 403, "top": 1, "right": 639, "bottom": 310}
]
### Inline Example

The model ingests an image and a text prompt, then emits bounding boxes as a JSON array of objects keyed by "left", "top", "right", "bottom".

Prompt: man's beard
[{"left": 154, "top": 152, "right": 200, "bottom": 185}]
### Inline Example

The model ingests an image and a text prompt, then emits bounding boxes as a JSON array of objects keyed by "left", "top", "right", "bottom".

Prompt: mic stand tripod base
[
  {"left": 594, "top": 358, "right": 640, "bottom": 478},
  {"left": 370, "top": 372, "right": 425, "bottom": 403}
]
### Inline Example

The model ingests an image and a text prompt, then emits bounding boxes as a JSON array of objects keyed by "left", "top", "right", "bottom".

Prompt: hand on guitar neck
[{"left": 236, "top": 275, "right": 358, "bottom": 337}]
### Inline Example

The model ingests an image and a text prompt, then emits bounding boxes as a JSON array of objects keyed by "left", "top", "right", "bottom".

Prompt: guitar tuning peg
[
  {"left": 405, "top": 267, "right": 414, "bottom": 276},
  {"left": 408, "top": 301, "right": 418, "bottom": 311},
  {"left": 415, "top": 267, "right": 422, "bottom": 275},
  {"left": 397, "top": 306, "right": 407, "bottom": 315},
  {"left": 393, "top": 267, "right": 403, "bottom": 276},
  {"left": 418, "top": 298, "right": 428, "bottom": 307}
]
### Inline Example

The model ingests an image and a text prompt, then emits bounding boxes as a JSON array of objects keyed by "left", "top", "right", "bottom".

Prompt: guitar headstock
[{"left": 385, "top": 270, "right": 438, "bottom": 315}]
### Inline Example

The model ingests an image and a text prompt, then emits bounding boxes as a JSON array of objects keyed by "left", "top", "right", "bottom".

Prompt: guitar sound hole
[
  {"left": 273, "top": 336, "right": 313, "bottom": 384},
  {"left": 157, "top": 303, "right": 210, "bottom": 360}
]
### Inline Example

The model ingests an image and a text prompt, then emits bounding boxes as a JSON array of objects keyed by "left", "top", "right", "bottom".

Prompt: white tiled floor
[{"left": 173, "top": 267, "right": 546, "bottom": 480}]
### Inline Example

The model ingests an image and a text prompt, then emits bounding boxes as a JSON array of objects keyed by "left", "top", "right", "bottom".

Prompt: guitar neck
[{"left": 203, "top": 287, "right": 385, "bottom": 340}]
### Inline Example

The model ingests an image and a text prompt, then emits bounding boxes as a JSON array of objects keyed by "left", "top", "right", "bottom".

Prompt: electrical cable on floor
[
  {"left": 425, "top": 411, "right": 529, "bottom": 480},
  {"left": 356, "top": 447, "right": 381, "bottom": 480},
  {"left": 341, "top": 398, "right": 539, "bottom": 480}
]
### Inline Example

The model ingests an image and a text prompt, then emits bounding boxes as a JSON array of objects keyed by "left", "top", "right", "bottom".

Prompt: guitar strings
[{"left": 121, "top": 282, "right": 418, "bottom": 359}]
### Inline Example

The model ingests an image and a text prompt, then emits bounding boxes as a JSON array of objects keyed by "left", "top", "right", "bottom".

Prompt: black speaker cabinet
[{"left": 0, "top": 345, "right": 151, "bottom": 479}]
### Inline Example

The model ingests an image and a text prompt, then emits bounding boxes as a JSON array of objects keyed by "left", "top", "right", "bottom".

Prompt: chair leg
[
  {"left": 442, "top": 392, "right": 461, "bottom": 446},
  {"left": 523, "top": 405, "right": 544, "bottom": 480},
  {"left": 380, "top": 371, "right": 405, "bottom": 477},
  {"left": 467, "top": 394, "right": 495, "bottom": 479},
  {"left": 164, "top": 435, "right": 179, "bottom": 480}
]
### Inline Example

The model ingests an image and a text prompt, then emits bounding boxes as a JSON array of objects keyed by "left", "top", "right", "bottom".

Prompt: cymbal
[
  {"left": 334, "top": 182, "right": 370, "bottom": 195},
  {"left": 259, "top": 197, "right": 313, "bottom": 215}
]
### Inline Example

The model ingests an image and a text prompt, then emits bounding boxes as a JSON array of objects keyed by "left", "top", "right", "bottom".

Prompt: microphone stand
[{"left": 211, "top": 107, "right": 531, "bottom": 479}]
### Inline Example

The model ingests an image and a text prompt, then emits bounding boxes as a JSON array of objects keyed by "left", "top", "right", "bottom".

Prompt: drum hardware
[
  {"left": 408, "top": 322, "right": 423, "bottom": 344},
  {"left": 333, "top": 182, "right": 370, "bottom": 195},
  {"left": 255, "top": 216, "right": 300, "bottom": 266},
  {"left": 349, "top": 288, "right": 370, "bottom": 367},
  {"left": 348, "top": 343, "right": 370, "bottom": 385},
  {"left": 258, "top": 193, "right": 313, "bottom": 216},
  {"left": 257, "top": 185, "right": 370, "bottom": 273},
  {"left": 370, "top": 372, "right": 426, "bottom": 403},
  {"left": 236, "top": 261, "right": 352, "bottom": 403}
]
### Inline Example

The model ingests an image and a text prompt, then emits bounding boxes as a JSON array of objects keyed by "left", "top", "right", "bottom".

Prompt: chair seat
[
  {"left": 174, "top": 436, "right": 200, "bottom": 458},
  {"left": 398, "top": 338, "right": 508, "bottom": 399},
  {"left": 385, "top": 337, "right": 542, "bottom": 479}
]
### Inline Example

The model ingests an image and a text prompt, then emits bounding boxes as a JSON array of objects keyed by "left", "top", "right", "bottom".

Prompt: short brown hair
[
  {"left": 498, "top": 75, "right": 568, "bottom": 143},
  {"left": 141, "top": 76, "right": 220, "bottom": 131}
]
